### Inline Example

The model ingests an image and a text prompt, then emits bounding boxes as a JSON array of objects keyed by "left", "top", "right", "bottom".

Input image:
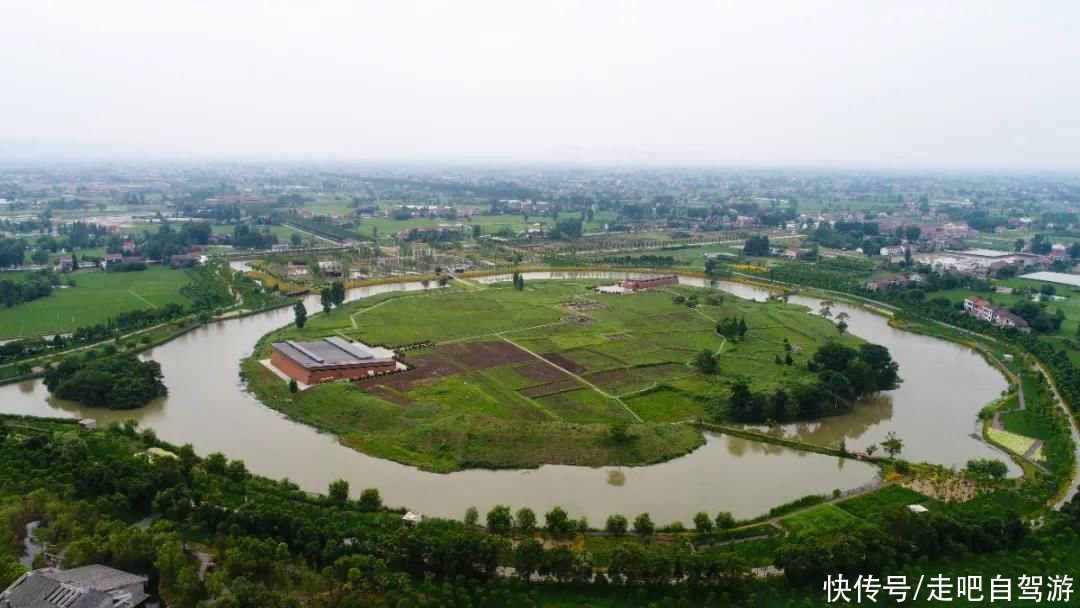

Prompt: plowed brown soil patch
[
  {"left": 440, "top": 341, "right": 534, "bottom": 369},
  {"left": 516, "top": 361, "right": 571, "bottom": 384},
  {"left": 519, "top": 378, "right": 582, "bottom": 398},
  {"left": 584, "top": 369, "right": 630, "bottom": 386},
  {"left": 357, "top": 353, "right": 456, "bottom": 393},
  {"left": 540, "top": 352, "right": 587, "bottom": 374}
]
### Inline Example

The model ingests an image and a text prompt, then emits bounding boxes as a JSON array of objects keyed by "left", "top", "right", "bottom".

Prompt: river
[{"left": 0, "top": 271, "right": 1012, "bottom": 523}]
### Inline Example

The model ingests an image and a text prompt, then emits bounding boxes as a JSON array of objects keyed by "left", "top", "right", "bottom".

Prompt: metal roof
[{"left": 272, "top": 337, "right": 394, "bottom": 370}]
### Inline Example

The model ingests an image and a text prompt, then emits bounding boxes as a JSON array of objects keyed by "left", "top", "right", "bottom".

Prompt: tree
[
  {"left": 632, "top": 513, "right": 654, "bottom": 537},
  {"left": 742, "top": 234, "right": 770, "bottom": 256},
  {"left": 714, "top": 511, "right": 735, "bottom": 530},
  {"left": 287, "top": 379, "right": 298, "bottom": 393},
  {"left": 327, "top": 479, "right": 349, "bottom": 505},
  {"left": 693, "top": 350, "right": 717, "bottom": 374},
  {"left": 293, "top": 302, "right": 306, "bottom": 330},
  {"left": 965, "top": 458, "right": 1009, "bottom": 480},
  {"left": 819, "top": 300, "right": 834, "bottom": 319},
  {"left": 785, "top": 352, "right": 794, "bottom": 366},
  {"left": 330, "top": 281, "right": 346, "bottom": 308},
  {"left": 320, "top": 290, "right": 332, "bottom": 314},
  {"left": 865, "top": 444, "right": 878, "bottom": 457},
  {"left": 545, "top": 506, "right": 573, "bottom": 537},
  {"left": 464, "top": 506, "right": 479, "bottom": 528},
  {"left": 513, "top": 539, "right": 544, "bottom": 581},
  {"left": 882, "top": 431, "right": 904, "bottom": 459},
  {"left": 515, "top": 507, "right": 537, "bottom": 534},
  {"left": 693, "top": 512, "right": 714, "bottom": 534},
  {"left": 44, "top": 353, "right": 167, "bottom": 409},
  {"left": 605, "top": 420, "right": 633, "bottom": 444},
  {"left": 357, "top": 488, "right": 382, "bottom": 512},
  {"left": 486, "top": 505, "right": 514, "bottom": 535},
  {"left": 837, "top": 321, "right": 848, "bottom": 334},
  {"left": 605, "top": 514, "right": 628, "bottom": 536}
]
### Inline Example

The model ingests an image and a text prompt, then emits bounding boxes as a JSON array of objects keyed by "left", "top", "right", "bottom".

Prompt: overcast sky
[{"left": 2, "top": 0, "right": 1079, "bottom": 169}]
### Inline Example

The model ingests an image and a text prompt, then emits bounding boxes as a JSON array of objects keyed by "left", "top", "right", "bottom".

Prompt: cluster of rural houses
[
  {"left": 962, "top": 297, "right": 1031, "bottom": 332},
  {"left": 55, "top": 236, "right": 206, "bottom": 273}
]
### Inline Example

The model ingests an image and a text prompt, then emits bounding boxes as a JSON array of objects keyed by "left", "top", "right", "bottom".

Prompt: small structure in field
[
  {"left": 595, "top": 284, "right": 630, "bottom": 295},
  {"left": 402, "top": 511, "right": 424, "bottom": 527},
  {"left": 78, "top": 418, "right": 97, "bottom": 430},
  {"left": 618, "top": 275, "right": 678, "bottom": 291},
  {"left": 907, "top": 504, "right": 929, "bottom": 514},
  {"left": 270, "top": 337, "right": 398, "bottom": 384}
]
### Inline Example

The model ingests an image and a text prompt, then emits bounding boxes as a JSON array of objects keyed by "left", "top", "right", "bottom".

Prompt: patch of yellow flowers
[{"left": 732, "top": 263, "right": 770, "bottom": 274}]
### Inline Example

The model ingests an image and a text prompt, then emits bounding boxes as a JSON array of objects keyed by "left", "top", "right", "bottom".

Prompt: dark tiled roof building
[{"left": 0, "top": 565, "right": 148, "bottom": 608}]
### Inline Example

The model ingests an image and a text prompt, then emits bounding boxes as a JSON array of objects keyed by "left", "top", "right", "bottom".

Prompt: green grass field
[
  {"left": 0, "top": 266, "right": 194, "bottom": 337},
  {"left": 835, "top": 484, "right": 932, "bottom": 521},
  {"left": 245, "top": 279, "right": 863, "bottom": 471},
  {"left": 780, "top": 503, "right": 874, "bottom": 538}
]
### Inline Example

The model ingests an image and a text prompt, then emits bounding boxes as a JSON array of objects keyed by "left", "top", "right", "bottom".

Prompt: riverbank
[
  {"left": 0, "top": 271, "right": 993, "bottom": 522},
  {"left": 719, "top": 267, "right": 1077, "bottom": 510}
]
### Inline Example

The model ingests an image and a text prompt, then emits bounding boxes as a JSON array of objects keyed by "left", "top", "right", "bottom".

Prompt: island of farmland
[{"left": 244, "top": 280, "right": 893, "bottom": 472}]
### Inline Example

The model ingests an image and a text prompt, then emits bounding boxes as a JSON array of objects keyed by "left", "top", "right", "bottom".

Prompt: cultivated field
[
  {"left": 0, "top": 266, "right": 194, "bottom": 337},
  {"left": 246, "top": 279, "right": 864, "bottom": 471}
]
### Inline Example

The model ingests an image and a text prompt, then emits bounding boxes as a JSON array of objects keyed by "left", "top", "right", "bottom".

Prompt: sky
[{"left": 2, "top": 0, "right": 1079, "bottom": 169}]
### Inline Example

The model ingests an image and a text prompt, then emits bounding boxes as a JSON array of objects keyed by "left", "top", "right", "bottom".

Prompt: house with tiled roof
[{"left": 0, "top": 565, "right": 148, "bottom": 608}]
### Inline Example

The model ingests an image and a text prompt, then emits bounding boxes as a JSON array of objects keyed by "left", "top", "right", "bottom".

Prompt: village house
[
  {"left": 0, "top": 565, "right": 149, "bottom": 608},
  {"left": 168, "top": 252, "right": 202, "bottom": 268},
  {"left": 318, "top": 260, "right": 343, "bottom": 276},
  {"left": 963, "top": 297, "right": 1031, "bottom": 332},
  {"left": 103, "top": 253, "right": 124, "bottom": 269},
  {"left": 864, "top": 274, "right": 910, "bottom": 292},
  {"left": 963, "top": 298, "right": 995, "bottom": 321},
  {"left": 57, "top": 255, "right": 74, "bottom": 272},
  {"left": 270, "top": 337, "right": 397, "bottom": 384},
  {"left": 992, "top": 309, "right": 1030, "bottom": 331}
]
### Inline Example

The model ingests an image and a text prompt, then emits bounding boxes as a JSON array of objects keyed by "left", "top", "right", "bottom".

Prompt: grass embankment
[
  {"left": 243, "top": 279, "right": 860, "bottom": 471},
  {"left": 0, "top": 266, "right": 194, "bottom": 338}
]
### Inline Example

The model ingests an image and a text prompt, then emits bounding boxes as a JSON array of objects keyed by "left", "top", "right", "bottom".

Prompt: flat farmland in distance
[{"left": 0, "top": 266, "right": 194, "bottom": 337}]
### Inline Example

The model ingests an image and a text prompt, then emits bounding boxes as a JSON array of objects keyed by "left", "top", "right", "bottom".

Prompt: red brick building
[
  {"left": 271, "top": 337, "right": 397, "bottom": 384},
  {"left": 618, "top": 275, "right": 679, "bottom": 291}
]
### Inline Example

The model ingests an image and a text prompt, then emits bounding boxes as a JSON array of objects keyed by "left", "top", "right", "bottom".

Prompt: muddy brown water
[{"left": 0, "top": 272, "right": 1011, "bottom": 523}]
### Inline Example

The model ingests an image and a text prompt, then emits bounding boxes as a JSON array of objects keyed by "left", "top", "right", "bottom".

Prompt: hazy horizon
[{"left": 3, "top": 1, "right": 1079, "bottom": 170}]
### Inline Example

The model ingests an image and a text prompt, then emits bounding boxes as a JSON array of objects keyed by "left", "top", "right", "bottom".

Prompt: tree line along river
[{"left": 0, "top": 271, "right": 1013, "bottom": 524}]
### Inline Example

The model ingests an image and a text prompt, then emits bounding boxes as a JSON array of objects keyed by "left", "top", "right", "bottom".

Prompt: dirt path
[
  {"left": 281, "top": 222, "right": 342, "bottom": 246},
  {"left": 500, "top": 335, "right": 644, "bottom": 422},
  {"left": 765, "top": 480, "right": 887, "bottom": 528},
  {"left": 127, "top": 289, "right": 156, "bottom": 308},
  {"left": 436, "top": 321, "right": 568, "bottom": 346}
]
